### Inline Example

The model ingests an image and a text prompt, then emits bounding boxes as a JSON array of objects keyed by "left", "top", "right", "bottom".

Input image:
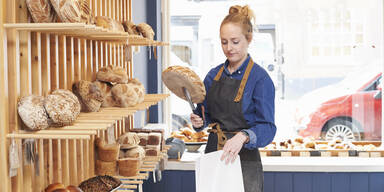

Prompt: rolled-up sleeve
[{"left": 244, "top": 75, "right": 276, "bottom": 149}]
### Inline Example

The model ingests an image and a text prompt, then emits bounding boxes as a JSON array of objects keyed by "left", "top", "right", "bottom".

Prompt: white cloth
[{"left": 195, "top": 150, "right": 244, "bottom": 192}]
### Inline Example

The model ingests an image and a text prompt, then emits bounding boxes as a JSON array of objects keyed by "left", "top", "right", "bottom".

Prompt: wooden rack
[{"left": 0, "top": 0, "right": 170, "bottom": 191}]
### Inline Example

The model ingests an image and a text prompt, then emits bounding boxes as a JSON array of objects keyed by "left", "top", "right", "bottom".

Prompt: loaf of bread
[
  {"left": 111, "top": 84, "right": 139, "bottom": 107},
  {"left": 162, "top": 65, "right": 206, "bottom": 103},
  {"left": 137, "top": 132, "right": 148, "bottom": 146},
  {"left": 93, "top": 80, "right": 117, "bottom": 107},
  {"left": 72, "top": 80, "right": 104, "bottom": 112},
  {"left": 95, "top": 138, "right": 120, "bottom": 162},
  {"left": 147, "top": 132, "right": 161, "bottom": 146},
  {"left": 125, "top": 146, "right": 145, "bottom": 158},
  {"left": 118, "top": 132, "right": 140, "bottom": 149},
  {"left": 45, "top": 183, "right": 66, "bottom": 192},
  {"left": 122, "top": 20, "right": 140, "bottom": 35},
  {"left": 44, "top": 89, "right": 81, "bottom": 126},
  {"left": 79, "top": 0, "right": 94, "bottom": 24},
  {"left": 96, "top": 65, "right": 128, "bottom": 84},
  {"left": 26, "top": 0, "right": 57, "bottom": 23},
  {"left": 136, "top": 23, "right": 155, "bottom": 40},
  {"left": 128, "top": 78, "right": 145, "bottom": 103},
  {"left": 112, "top": 19, "right": 125, "bottom": 32},
  {"left": 50, "top": 0, "right": 82, "bottom": 23},
  {"left": 79, "top": 175, "right": 121, "bottom": 192},
  {"left": 95, "top": 159, "right": 117, "bottom": 176},
  {"left": 18, "top": 95, "right": 50, "bottom": 130},
  {"left": 145, "top": 145, "right": 160, "bottom": 156},
  {"left": 95, "top": 16, "right": 124, "bottom": 32},
  {"left": 118, "top": 158, "right": 140, "bottom": 177}
]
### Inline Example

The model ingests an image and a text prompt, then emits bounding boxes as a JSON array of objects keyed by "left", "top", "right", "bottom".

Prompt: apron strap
[
  {"left": 212, "top": 59, "right": 255, "bottom": 103},
  {"left": 208, "top": 123, "right": 227, "bottom": 150},
  {"left": 234, "top": 59, "right": 254, "bottom": 102}
]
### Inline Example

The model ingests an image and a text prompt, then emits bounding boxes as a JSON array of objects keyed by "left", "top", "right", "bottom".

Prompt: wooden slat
[
  {"left": 59, "top": 35, "right": 67, "bottom": 89},
  {"left": 66, "top": 37, "right": 74, "bottom": 90},
  {"left": 62, "top": 139, "right": 70, "bottom": 185},
  {"left": 69, "top": 139, "right": 78, "bottom": 185},
  {"left": 41, "top": 33, "right": 50, "bottom": 95}
]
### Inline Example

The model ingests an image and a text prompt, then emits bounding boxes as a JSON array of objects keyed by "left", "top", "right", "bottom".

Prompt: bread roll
[
  {"left": 45, "top": 183, "right": 65, "bottom": 192},
  {"left": 26, "top": 0, "right": 57, "bottom": 23},
  {"left": 111, "top": 84, "right": 138, "bottom": 107},
  {"left": 18, "top": 95, "right": 50, "bottom": 130},
  {"left": 72, "top": 80, "right": 104, "bottom": 112},
  {"left": 95, "top": 160, "right": 117, "bottom": 176},
  {"left": 66, "top": 185, "right": 83, "bottom": 192},
  {"left": 136, "top": 23, "right": 155, "bottom": 40},
  {"left": 44, "top": 89, "right": 81, "bottom": 126},
  {"left": 96, "top": 65, "right": 128, "bottom": 84}
]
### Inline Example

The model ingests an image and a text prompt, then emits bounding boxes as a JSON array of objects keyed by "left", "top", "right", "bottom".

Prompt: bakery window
[{"left": 168, "top": 0, "right": 383, "bottom": 152}]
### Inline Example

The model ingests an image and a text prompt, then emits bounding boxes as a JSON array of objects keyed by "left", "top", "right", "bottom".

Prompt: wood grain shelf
[{"left": 3, "top": 23, "right": 169, "bottom": 46}]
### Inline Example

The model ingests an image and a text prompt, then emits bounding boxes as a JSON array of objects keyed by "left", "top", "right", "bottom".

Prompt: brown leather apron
[{"left": 205, "top": 59, "right": 263, "bottom": 192}]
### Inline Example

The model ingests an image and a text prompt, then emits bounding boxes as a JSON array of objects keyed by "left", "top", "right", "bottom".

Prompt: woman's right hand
[{"left": 190, "top": 113, "right": 204, "bottom": 128}]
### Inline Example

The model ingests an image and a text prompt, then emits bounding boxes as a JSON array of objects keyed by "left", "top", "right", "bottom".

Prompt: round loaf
[
  {"left": 72, "top": 80, "right": 104, "bottom": 112},
  {"left": 162, "top": 65, "right": 206, "bottom": 103},
  {"left": 122, "top": 20, "right": 140, "bottom": 35},
  {"left": 93, "top": 81, "right": 117, "bottom": 107},
  {"left": 45, "top": 89, "right": 81, "bottom": 126},
  {"left": 96, "top": 65, "right": 128, "bottom": 84},
  {"left": 136, "top": 23, "right": 155, "bottom": 40},
  {"left": 50, "top": 0, "right": 82, "bottom": 23},
  {"left": 18, "top": 95, "right": 50, "bottom": 130},
  {"left": 111, "top": 84, "right": 138, "bottom": 107},
  {"left": 118, "top": 132, "right": 140, "bottom": 149},
  {"left": 128, "top": 78, "right": 145, "bottom": 103},
  {"left": 26, "top": 0, "right": 57, "bottom": 23},
  {"left": 45, "top": 183, "right": 65, "bottom": 192},
  {"left": 125, "top": 146, "right": 145, "bottom": 158}
]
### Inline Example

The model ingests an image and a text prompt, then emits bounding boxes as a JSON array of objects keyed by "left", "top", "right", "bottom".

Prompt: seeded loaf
[
  {"left": 18, "top": 95, "right": 50, "bottom": 130},
  {"left": 72, "top": 80, "right": 104, "bottom": 112}
]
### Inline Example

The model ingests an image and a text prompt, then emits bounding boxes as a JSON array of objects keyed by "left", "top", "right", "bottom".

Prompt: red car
[{"left": 295, "top": 64, "right": 382, "bottom": 141}]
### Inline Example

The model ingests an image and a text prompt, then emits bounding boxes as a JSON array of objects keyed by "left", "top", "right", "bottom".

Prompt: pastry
[
  {"left": 72, "top": 80, "right": 104, "bottom": 112},
  {"left": 26, "top": 0, "right": 57, "bottom": 23},
  {"left": 18, "top": 95, "right": 50, "bottom": 130},
  {"left": 136, "top": 23, "right": 155, "bottom": 40},
  {"left": 111, "top": 84, "right": 138, "bottom": 107},
  {"left": 162, "top": 65, "right": 206, "bottom": 103},
  {"left": 96, "top": 65, "right": 128, "bottom": 84}
]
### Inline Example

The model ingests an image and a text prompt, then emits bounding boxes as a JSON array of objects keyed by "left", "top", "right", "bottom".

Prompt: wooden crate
[{"left": 0, "top": 0, "right": 170, "bottom": 191}]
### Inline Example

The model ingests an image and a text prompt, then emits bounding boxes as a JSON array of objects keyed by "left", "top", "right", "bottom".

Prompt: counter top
[{"left": 165, "top": 146, "right": 384, "bottom": 172}]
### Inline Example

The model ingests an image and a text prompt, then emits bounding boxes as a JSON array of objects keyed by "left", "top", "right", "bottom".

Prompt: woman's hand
[
  {"left": 190, "top": 113, "right": 204, "bottom": 128},
  {"left": 220, "top": 132, "right": 248, "bottom": 164}
]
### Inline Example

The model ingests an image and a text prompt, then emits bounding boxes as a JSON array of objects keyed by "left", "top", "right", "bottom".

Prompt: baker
[{"left": 190, "top": 5, "right": 277, "bottom": 192}]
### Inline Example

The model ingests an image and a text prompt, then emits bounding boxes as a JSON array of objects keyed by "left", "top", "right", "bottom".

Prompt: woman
[{"left": 191, "top": 5, "right": 276, "bottom": 192}]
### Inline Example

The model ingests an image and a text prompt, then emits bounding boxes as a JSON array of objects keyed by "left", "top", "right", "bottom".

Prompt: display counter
[{"left": 142, "top": 145, "right": 384, "bottom": 192}]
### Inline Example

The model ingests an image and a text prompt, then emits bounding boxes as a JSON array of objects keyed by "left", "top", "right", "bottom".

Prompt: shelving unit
[{"left": 0, "top": 0, "right": 170, "bottom": 191}]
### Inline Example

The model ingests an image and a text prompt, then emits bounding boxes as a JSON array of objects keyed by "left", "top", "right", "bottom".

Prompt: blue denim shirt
[{"left": 196, "top": 55, "right": 276, "bottom": 149}]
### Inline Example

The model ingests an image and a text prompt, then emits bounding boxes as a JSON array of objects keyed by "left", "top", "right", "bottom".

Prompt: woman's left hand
[{"left": 220, "top": 132, "right": 248, "bottom": 164}]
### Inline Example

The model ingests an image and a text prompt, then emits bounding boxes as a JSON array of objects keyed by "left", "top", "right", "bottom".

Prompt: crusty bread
[
  {"left": 44, "top": 89, "right": 81, "bottom": 127},
  {"left": 45, "top": 183, "right": 65, "bottom": 192},
  {"left": 122, "top": 20, "right": 140, "bottom": 35},
  {"left": 118, "top": 158, "right": 140, "bottom": 177},
  {"left": 136, "top": 23, "right": 155, "bottom": 40},
  {"left": 26, "top": 0, "right": 57, "bottom": 23},
  {"left": 124, "top": 146, "right": 145, "bottom": 158},
  {"left": 18, "top": 95, "right": 50, "bottom": 130},
  {"left": 128, "top": 78, "right": 145, "bottom": 103},
  {"left": 145, "top": 145, "right": 160, "bottom": 156},
  {"left": 79, "top": 0, "right": 94, "bottom": 24},
  {"left": 95, "top": 16, "right": 124, "bottom": 32},
  {"left": 65, "top": 185, "right": 83, "bottom": 192},
  {"left": 118, "top": 132, "right": 140, "bottom": 149},
  {"left": 50, "top": 0, "right": 82, "bottom": 23},
  {"left": 96, "top": 65, "right": 128, "bottom": 84},
  {"left": 72, "top": 80, "right": 104, "bottom": 112},
  {"left": 162, "top": 66, "right": 206, "bottom": 103},
  {"left": 137, "top": 132, "right": 148, "bottom": 146},
  {"left": 95, "top": 138, "right": 120, "bottom": 162},
  {"left": 93, "top": 80, "right": 117, "bottom": 107},
  {"left": 111, "top": 84, "right": 138, "bottom": 107},
  {"left": 147, "top": 132, "right": 161, "bottom": 146}
]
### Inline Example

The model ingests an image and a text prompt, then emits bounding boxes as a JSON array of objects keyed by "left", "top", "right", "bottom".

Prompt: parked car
[{"left": 294, "top": 63, "right": 382, "bottom": 141}]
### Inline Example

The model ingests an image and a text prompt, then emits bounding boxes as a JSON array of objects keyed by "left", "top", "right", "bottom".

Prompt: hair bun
[
  {"left": 228, "top": 5, "right": 254, "bottom": 22},
  {"left": 228, "top": 5, "right": 242, "bottom": 15}
]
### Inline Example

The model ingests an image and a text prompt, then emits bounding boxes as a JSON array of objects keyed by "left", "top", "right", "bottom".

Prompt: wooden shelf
[{"left": 3, "top": 23, "right": 169, "bottom": 45}]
